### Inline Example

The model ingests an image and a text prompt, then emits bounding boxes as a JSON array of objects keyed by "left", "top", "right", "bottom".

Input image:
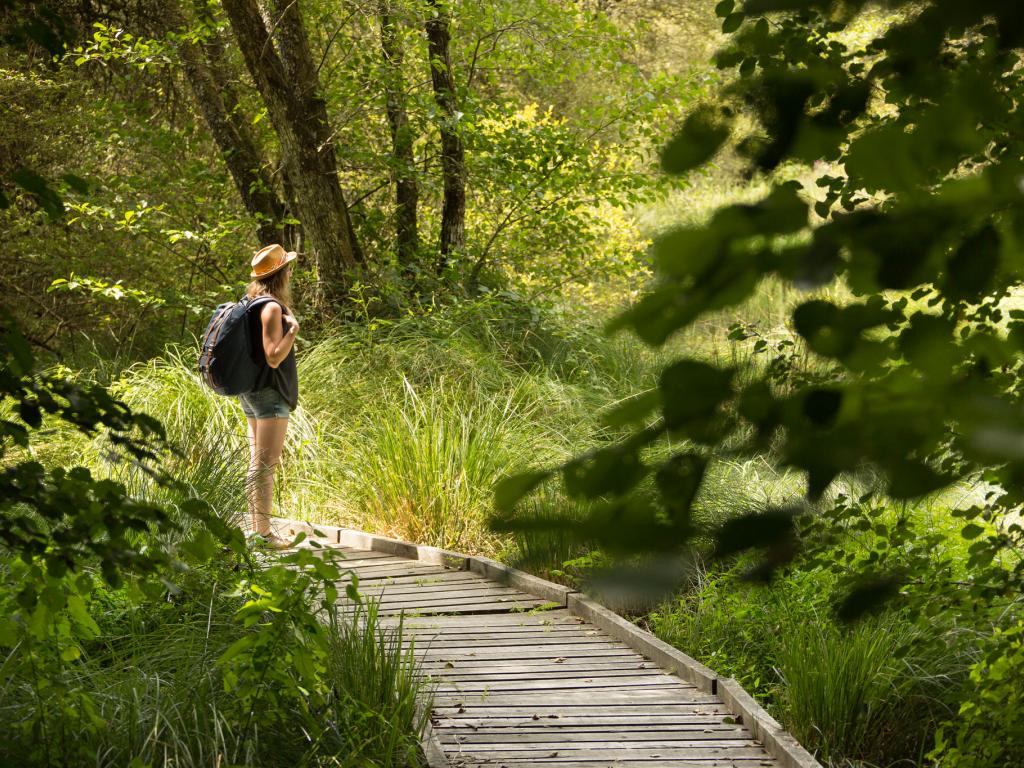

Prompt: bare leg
[
  {"left": 251, "top": 416, "right": 289, "bottom": 536},
  {"left": 245, "top": 417, "right": 258, "bottom": 532}
]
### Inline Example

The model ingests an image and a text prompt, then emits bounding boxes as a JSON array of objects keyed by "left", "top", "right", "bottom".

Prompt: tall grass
[
  {"left": 322, "top": 599, "right": 428, "bottom": 766},
  {"left": 0, "top": 569, "right": 429, "bottom": 767},
  {"left": 348, "top": 377, "right": 545, "bottom": 551},
  {"left": 777, "top": 615, "right": 965, "bottom": 767},
  {"left": 96, "top": 298, "right": 663, "bottom": 557}
]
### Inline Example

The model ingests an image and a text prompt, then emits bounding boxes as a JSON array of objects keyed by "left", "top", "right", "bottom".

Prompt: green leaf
[
  {"left": 181, "top": 529, "right": 218, "bottom": 562},
  {"left": 715, "top": 508, "right": 795, "bottom": 557},
  {"left": 722, "top": 12, "right": 745, "bottom": 34},
  {"left": 11, "top": 168, "right": 65, "bottom": 218},
  {"left": 602, "top": 390, "right": 661, "bottom": 427},
  {"left": 801, "top": 389, "right": 842, "bottom": 427},
  {"left": 219, "top": 636, "right": 253, "bottom": 666},
  {"left": 660, "top": 107, "right": 731, "bottom": 175},
  {"left": 563, "top": 446, "right": 647, "bottom": 499},
  {"left": 659, "top": 360, "right": 734, "bottom": 428},
  {"left": 714, "top": 0, "right": 735, "bottom": 18},
  {"left": 961, "top": 523, "right": 985, "bottom": 540},
  {"left": 67, "top": 594, "right": 100, "bottom": 639},
  {"left": 345, "top": 581, "right": 362, "bottom": 604},
  {"left": 61, "top": 173, "right": 90, "bottom": 194},
  {"left": 836, "top": 576, "right": 901, "bottom": 622},
  {"left": 944, "top": 225, "right": 1000, "bottom": 302},
  {"left": 887, "top": 460, "right": 951, "bottom": 500},
  {"left": 494, "top": 470, "right": 552, "bottom": 513},
  {"left": 649, "top": 226, "right": 721, "bottom": 278},
  {"left": 655, "top": 453, "right": 706, "bottom": 521}
]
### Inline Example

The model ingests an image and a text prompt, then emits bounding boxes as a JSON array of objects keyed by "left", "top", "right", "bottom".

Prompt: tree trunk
[
  {"left": 425, "top": 0, "right": 465, "bottom": 275},
  {"left": 220, "top": 0, "right": 362, "bottom": 307},
  {"left": 379, "top": 0, "right": 419, "bottom": 274},
  {"left": 172, "top": 4, "right": 289, "bottom": 248}
]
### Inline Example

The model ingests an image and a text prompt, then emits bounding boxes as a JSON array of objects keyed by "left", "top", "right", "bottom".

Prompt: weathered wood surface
[{"left": 325, "top": 544, "right": 783, "bottom": 768}]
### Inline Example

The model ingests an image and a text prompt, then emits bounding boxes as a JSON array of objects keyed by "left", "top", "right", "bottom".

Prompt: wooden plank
[
  {"left": 373, "top": 590, "right": 541, "bottom": 607},
  {"left": 416, "top": 649, "right": 640, "bottom": 663},
  {"left": 419, "top": 662, "right": 657, "bottom": 675},
  {"left": 358, "top": 571, "right": 483, "bottom": 585},
  {"left": 342, "top": 562, "right": 451, "bottom": 577},
  {"left": 381, "top": 610, "right": 581, "bottom": 627},
  {"left": 402, "top": 625, "right": 608, "bottom": 637},
  {"left": 437, "top": 745, "right": 773, "bottom": 757},
  {"left": 420, "top": 667, "right": 658, "bottom": 680},
  {"left": 441, "top": 729, "right": 752, "bottom": 743},
  {"left": 378, "top": 596, "right": 547, "bottom": 609},
  {"left": 419, "top": 659, "right": 646, "bottom": 671},
  {"left": 452, "top": 761, "right": 777, "bottom": 768},
  {"left": 433, "top": 678, "right": 688, "bottom": 694},
  {"left": 376, "top": 606, "right": 548, "bottom": 618},
  {"left": 408, "top": 636, "right": 626, "bottom": 648},
  {"left": 416, "top": 640, "right": 632, "bottom": 653},
  {"left": 406, "top": 633, "right": 607, "bottom": 647},
  {"left": 360, "top": 581, "right": 512, "bottom": 597},
  {"left": 431, "top": 706, "right": 733, "bottom": 719},
  {"left": 334, "top": 549, "right": 398, "bottom": 561},
  {"left": 432, "top": 696, "right": 720, "bottom": 708},
  {"left": 437, "top": 720, "right": 743, "bottom": 731},
  {"left": 401, "top": 626, "right": 600, "bottom": 639},
  {"left": 342, "top": 561, "right": 422, "bottom": 573},
  {"left": 422, "top": 669, "right": 668, "bottom": 683}
]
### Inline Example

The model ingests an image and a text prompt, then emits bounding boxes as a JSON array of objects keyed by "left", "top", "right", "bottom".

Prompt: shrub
[{"left": 931, "top": 622, "right": 1024, "bottom": 768}]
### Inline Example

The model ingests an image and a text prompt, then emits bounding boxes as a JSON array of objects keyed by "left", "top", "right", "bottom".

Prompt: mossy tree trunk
[
  {"left": 425, "top": 0, "right": 465, "bottom": 276},
  {"left": 174, "top": 6, "right": 292, "bottom": 249},
  {"left": 220, "top": 0, "right": 362, "bottom": 308},
  {"left": 379, "top": 0, "right": 419, "bottom": 276}
]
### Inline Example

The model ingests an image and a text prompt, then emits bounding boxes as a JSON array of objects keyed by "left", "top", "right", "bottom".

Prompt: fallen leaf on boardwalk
[
  {"left": 445, "top": 661, "right": 455, "bottom": 668},
  {"left": 553, "top": 657, "right": 566, "bottom": 663},
  {"left": 547, "top": 753, "right": 558, "bottom": 758},
  {"left": 532, "top": 714, "right": 540, "bottom": 720}
]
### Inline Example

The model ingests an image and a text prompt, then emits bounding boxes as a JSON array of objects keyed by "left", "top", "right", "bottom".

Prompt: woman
[{"left": 240, "top": 243, "right": 300, "bottom": 547}]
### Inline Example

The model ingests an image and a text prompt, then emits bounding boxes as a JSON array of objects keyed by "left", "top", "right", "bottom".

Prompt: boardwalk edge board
[
  {"left": 274, "top": 518, "right": 822, "bottom": 768},
  {"left": 565, "top": 593, "right": 717, "bottom": 694},
  {"left": 717, "top": 679, "right": 820, "bottom": 768}
]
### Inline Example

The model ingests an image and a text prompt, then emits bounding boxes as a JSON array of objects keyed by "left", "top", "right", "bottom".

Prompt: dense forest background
[
  {"left": 3, "top": 0, "right": 719, "bottom": 361},
  {"left": 5, "top": 1, "right": 1024, "bottom": 767}
]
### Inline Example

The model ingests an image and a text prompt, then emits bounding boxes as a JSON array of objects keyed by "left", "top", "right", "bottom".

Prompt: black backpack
[{"left": 198, "top": 295, "right": 277, "bottom": 396}]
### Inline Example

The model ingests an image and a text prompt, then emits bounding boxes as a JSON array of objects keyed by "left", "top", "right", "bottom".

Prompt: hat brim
[{"left": 250, "top": 250, "right": 298, "bottom": 279}]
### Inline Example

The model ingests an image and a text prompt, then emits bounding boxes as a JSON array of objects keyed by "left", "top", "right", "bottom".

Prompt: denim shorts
[{"left": 239, "top": 387, "right": 290, "bottom": 419}]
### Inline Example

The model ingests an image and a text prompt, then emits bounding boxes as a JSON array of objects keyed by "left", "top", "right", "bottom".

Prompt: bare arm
[{"left": 261, "top": 302, "right": 298, "bottom": 368}]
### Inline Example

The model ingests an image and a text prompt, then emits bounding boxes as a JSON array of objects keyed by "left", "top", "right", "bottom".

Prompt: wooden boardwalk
[{"left": 280, "top": 522, "right": 819, "bottom": 768}]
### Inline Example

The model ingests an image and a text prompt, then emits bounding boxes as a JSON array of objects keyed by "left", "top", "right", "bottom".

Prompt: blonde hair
[{"left": 246, "top": 264, "right": 292, "bottom": 309}]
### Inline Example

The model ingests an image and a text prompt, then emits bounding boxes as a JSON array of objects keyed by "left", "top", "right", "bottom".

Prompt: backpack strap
[{"left": 242, "top": 295, "right": 283, "bottom": 316}]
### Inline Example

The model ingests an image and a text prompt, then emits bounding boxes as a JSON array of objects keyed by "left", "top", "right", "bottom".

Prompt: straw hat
[{"left": 250, "top": 243, "right": 298, "bottom": 279}]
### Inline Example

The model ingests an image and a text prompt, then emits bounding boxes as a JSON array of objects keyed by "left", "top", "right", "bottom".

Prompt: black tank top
[{"left": 248, "top": 298, "right": 299, "bottom": 409}]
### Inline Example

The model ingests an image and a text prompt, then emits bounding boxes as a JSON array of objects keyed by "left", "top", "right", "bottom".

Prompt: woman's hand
[{"left": 283, "top": 313, "right": 300, "bottom": 336}]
